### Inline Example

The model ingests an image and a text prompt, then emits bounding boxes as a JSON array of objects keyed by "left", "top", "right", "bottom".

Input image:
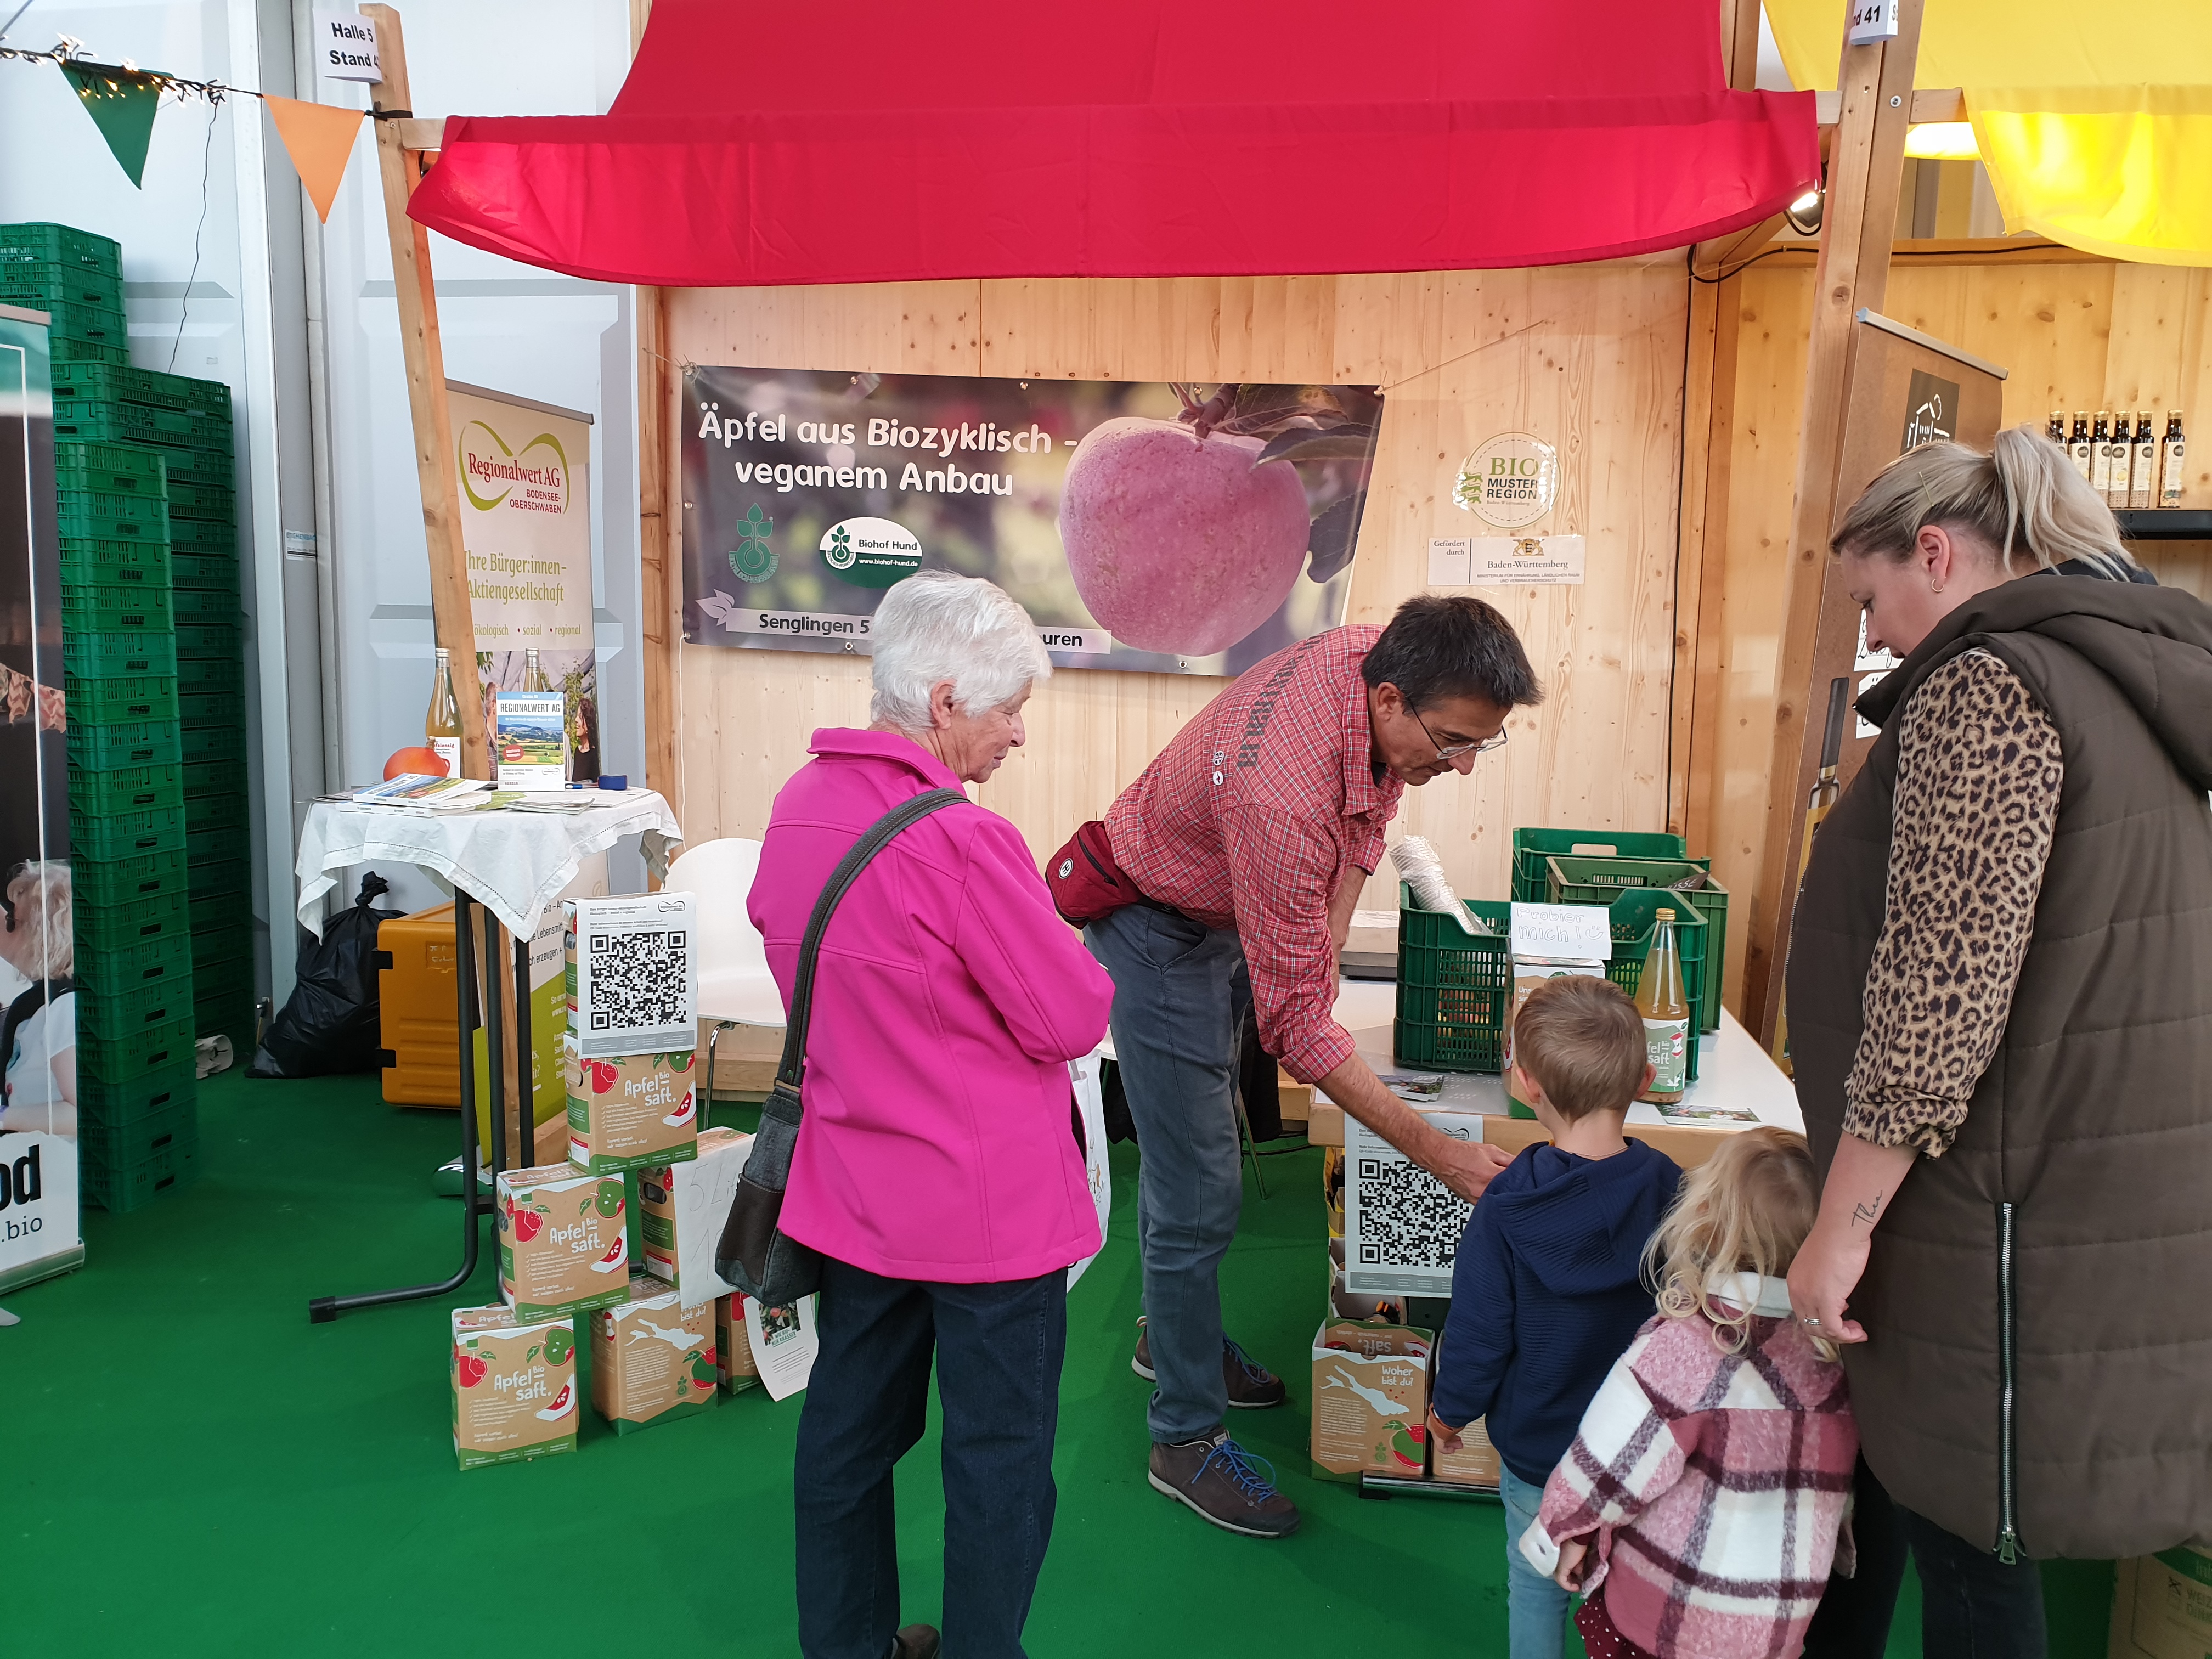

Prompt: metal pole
[{"left": 513, "top": 925, "right": 535, "bottom": 1167}]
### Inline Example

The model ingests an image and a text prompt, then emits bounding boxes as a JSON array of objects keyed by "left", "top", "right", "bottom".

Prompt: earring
[{"left": 1929, "top": 577, "right": 1944, "bottom": 594}]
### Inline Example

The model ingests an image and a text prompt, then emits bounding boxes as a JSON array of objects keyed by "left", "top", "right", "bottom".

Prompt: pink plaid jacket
[{"left": 1525, "top": 1279, "right": 1858, "bottom": 1659}]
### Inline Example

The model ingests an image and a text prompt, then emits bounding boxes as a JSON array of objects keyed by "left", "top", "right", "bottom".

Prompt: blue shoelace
[
  {"left": 1192, "top": 1436, "right": 1282, "bottom": 1503},
  {"left": 1222, "top": 1336, "right": 1272, "bottom": 1385}
]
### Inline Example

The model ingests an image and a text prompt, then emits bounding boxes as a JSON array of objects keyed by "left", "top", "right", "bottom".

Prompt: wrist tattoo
[{"left": 1851, "top": 1192, "right": 1883, "bottom": 1227}]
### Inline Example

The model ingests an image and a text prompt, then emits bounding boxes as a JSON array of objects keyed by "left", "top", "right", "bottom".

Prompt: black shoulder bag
[{"left": 714, "top": 788, "right": 968, "bottom": 1305}]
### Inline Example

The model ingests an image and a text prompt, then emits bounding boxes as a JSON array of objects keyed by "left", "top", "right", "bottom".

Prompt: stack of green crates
[
  {"left": 0, "top": 222, "right": 129, "bottom": 366},
  {"left": 40, "top": 309, "right": 251, "bottom": 1045},
  {"left": 55, "top": 434, "right": 201, "bottom": 1213}
]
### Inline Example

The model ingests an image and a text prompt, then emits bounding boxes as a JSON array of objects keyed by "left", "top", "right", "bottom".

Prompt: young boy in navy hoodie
[{"left": 1426, "top": 975, "right": 1682, "bottom": 1659}]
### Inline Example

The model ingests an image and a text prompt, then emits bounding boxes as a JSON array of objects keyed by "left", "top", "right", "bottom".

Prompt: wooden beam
[
  {"left": 1742, "top": 0, "right": 1926, "bottom": 1043},
  {"left": 639, "top": 284, "right": 678, "bottom": 810},
  {"left": 362, "top": 6, "right": 488, "bottom": 781},
  {"left": 392, "top": 117, "right": 444, "bottom": 151},
  {"left": 1814, "top": 87, "right": 1962, "bottom": 127}
]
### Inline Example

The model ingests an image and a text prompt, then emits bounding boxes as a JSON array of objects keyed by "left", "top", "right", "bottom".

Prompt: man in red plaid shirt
[{"left": 1081, "top": 595, "right": 1543, "bottom": 1538}]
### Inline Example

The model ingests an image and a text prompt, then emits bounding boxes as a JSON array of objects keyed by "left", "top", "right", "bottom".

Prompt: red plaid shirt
[{"left": 1104, "top": 625, "right": 1401, "bottom": 1082}]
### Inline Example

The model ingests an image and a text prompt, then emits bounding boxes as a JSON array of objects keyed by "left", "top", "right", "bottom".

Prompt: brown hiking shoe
[
  {"left": 1148, "top": 1429, "right": 1302, "bottom": 1538},
  {"left": 1131, "top": 1319, "right": 1289, "bottom": 1409}
]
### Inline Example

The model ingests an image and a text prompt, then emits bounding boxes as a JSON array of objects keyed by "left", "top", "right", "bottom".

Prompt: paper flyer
[{"left": 741, "top": 1293, "right": 821, "bottom": 1400}]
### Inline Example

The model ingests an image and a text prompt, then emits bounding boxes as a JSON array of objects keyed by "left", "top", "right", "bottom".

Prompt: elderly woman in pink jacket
[{"left": 749, "top": 571, "right": 1115, "bottom": 1659}]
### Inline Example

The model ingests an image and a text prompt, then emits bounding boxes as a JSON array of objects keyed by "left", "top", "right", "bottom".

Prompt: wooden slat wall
[
  {"left": 662, "top": 265, "right": 1691, "bottom": 911},
  {"left": 1690, "top": 252, "right": 2212, "bottom": 1015}
]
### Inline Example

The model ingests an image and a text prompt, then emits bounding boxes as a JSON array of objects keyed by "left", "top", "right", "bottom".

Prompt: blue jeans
[
  {"left": 1500, "top": 1466, "right": 1572, "bottom": 1659},
  {"left": 1085, "top": 903, "right": 1250, "bottom": 1443},
  {"left": 794, "top": 1256, "right": 1066, "bottom": 1659}
]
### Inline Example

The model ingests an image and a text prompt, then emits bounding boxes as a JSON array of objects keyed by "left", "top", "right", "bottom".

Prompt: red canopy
[{"left": 408, "top": 0, "right": 1818, "bottom": 287}]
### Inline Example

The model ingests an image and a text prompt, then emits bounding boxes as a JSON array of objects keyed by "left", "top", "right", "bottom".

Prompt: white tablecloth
[{"left": 296, "top": 789, "right": 685, "bottom": 940}]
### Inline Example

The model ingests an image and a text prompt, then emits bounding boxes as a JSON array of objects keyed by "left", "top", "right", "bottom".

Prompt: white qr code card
[
  {"left": 564, "top": 892, "right": 698, "bottom": 1058},
  {"left": 1342, "top": 1112, "right": 1486, "bottom": 1299}
]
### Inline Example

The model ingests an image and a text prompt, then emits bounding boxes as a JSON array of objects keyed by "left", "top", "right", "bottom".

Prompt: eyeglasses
[{"left": 1413, "top": 707, "right": 1509, "bottom": 761}]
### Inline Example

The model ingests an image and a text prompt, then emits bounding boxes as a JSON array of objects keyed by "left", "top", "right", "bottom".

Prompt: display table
[{"left": 294, "top": 789, "right": 684, "bottom": 1322}]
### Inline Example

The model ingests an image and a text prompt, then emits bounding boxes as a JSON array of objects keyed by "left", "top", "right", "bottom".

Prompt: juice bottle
[
  {"left": 425, "top": 646, "right": 461, "bottom": 777},
  {"left": 1635, "top": 907, "right": 1690, "bottom": 1105}
]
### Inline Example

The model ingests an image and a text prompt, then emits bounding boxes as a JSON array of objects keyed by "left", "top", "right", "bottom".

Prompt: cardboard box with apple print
[
  {"left": 451, "top": 1304, "right": 579, "bottom": 1471},
  {"left": 498, "top": 1162, "right": 633, "bottom": 1320},
  {"left": 1309, "top": 1318, "right": 1434, "bottom": 1483},
  {"left": 590, "top": 1273, "right": 721, "bottom": 1434},
  {"left": 566, "top": 1036, "right": 699, "bottom": 1175},
  {"left": 715, "top": 1291, "right": 762, "bottom": 1394}
]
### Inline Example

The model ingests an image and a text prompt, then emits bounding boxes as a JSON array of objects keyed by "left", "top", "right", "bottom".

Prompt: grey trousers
[{"left": 1085, "top": 902, "right": 1250, "bottom": 1443}]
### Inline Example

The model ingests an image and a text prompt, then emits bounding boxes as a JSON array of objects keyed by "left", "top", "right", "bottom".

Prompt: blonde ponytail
[{"left": 1832, "top": 423, "right": 2140, "bottom": 580}]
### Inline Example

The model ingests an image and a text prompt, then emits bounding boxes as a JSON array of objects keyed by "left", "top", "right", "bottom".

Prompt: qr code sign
[
  {"left": 1353, "top": 1155, "right": 1471, "bottom": 1271},
  {"left": 585, "top": 929, "right": 690, "bottom": 1032}
]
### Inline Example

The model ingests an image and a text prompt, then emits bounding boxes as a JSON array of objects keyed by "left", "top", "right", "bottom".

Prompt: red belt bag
[{"left": 1047, "top": 819, "right": 1142, "bottom": 926}]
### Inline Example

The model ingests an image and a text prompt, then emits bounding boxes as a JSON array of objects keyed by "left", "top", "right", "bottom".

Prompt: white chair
[{"left": 663, "top": 837, "right": 786, "bottom": 1101}]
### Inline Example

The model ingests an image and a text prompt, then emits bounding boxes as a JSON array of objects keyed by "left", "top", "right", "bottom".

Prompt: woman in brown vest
[{"left": 1784, "top": 426, "right": 2212, "bottom": 1657}]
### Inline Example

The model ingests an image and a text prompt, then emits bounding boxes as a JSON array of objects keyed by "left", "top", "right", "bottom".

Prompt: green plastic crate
[
  {"left": 0, "top": 261, "right": 122, "bottom": 309},
  {"left": 164, "top": 477, "right": 235, "bottom": 520},
  {"left": 193, "top": 922, "right": 253, "bottom": 969},
  {"left": 47, "top": 361, "right": 228, "bottom": 414},
  {"left": 77, "top": 927, "right": 193, "bottom": 996},
  {"left": 1509, "top": 827, "right": 1691, "bottom": 904},
  {"left": 0, "top": 222, "right": 121, "bottom": 270},
  {"left": 178, "top": 689, "right": 242, "bottom": 729},
  {"left": 171, "top": 586, "right": 239, "bottom": 623},
  {"left": 67, "top": 675, "right": 179, "bottom": 726},
  {"left": 79, "top": 1013, "right": 196, "bottom": 1083},
  {"left": 55, "top": 505, "right": 167, "bottom": 544},
  {"left": 168, "top": 552, "right": 239, "bottom": 591},
  {"left": 64, "top": 629, "right": 177, "bottom": 680},
  {"left": 66, "top": 760, "right": 182, "bottom": 813},
  {"left": 55, "top": 440, "right": 167, "bottom": 495},
  {"left": 188, "top": 888, "right": 251, "bottom": 933},
  {"left": 1393, "top": 887, "right": 1706, "bottom": 1080},
  {"left": 74, "top": 846, "right": 190, "bottom": 906},
  {"left": 79, "top": 974, "right": 194, "bottom": 1040},
  {"left": 76, "top": 886, "right": 190, "bottom": 952},
  {"left": 179, "top": 723, "right": 246, "bottom": 764},
  {"left": 1546, "top": 856, "right": 1729, "bottom": 1032},
  {"left": 53, "top": 399, "right": 230, "bottom": 449},
  {"left": 35, "top": 298, "right": 126, "bottom": 346},
  {"left": 78, "top": 1094, "right": 197, "bottom": 1171},
  {"left": 77, "top": 1057, "right": 195, "bottom": 1128},
  {"left": 190, "top": 952, "right": 253, "bottom": 995},
  {"left": 175, "top": 621, "right": 240, "bottom": 661},
  {"left": 176, "top": 653, "right": 242, "bottom": 693},
  {"left": 185, "top": 815, "right": 243, "bottom": 861},
  {"left": 60, "top": 536, "right": 170, "bottom": 586},
  {"left": 183, "top": 758, "right": 245, "bottom": 799},
  {"left": 60, "top": 585, "right": 173, "bottom": 631},
  {"left": 195, "top": 994, "right": 257, "bottom": 1043},
  {"left": 49, "top": 335, "right": 130, "bottom": 366},
  {"left": 167, "top": 517, "right": 236, "bottom": 554},
  {"left": 70, "top": 802, "right": 186, "bottom": 860},
  {"left": 186, "top": 859, "right": 250, "bottom": 902},
  {"left": 145, "top": 446, "right": 232, "bottom": 490},
  {"left": 82, "top": 1132, "right": 199, "bottom": 1212},
  {"left": 66, "top": 719, "right": 181, "bottom": 770}
]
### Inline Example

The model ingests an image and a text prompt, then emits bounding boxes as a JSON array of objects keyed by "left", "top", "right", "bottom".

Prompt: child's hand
[
  {"left": 1424, "top": 1407, "right": 1463, "bottom": 1455},
  {"left": 1554, "top": 1536, "right": 1590, "bottom": 1593}
]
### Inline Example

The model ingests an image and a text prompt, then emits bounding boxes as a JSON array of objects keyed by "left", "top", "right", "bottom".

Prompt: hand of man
[
  {"left": 1424, "top": 1136, "right": 1514, "bottom": 1204},
  {"left": 1787, "top": 1221, "right": 1873, "bottom": 1344},
  {"left": 1554, "top": 1536, "right": 1591, "bottom": 1593}
]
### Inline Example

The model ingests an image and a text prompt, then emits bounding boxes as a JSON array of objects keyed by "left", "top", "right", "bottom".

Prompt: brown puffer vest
[{"left": 1789, "top": 575, "right": 2212, "bottom": 1560}]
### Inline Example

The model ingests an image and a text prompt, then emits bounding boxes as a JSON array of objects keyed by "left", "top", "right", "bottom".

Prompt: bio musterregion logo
[
  {"left": 729, "top": 504, "right": 776, "bottom": 581},
  {"left": 459, "top": 420, "right": 569, "bottom": 516}
]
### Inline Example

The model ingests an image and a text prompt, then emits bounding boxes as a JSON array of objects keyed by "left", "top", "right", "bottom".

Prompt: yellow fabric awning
[{"left": 1764, "top": 0, "right": 2212, "bottom": 265}]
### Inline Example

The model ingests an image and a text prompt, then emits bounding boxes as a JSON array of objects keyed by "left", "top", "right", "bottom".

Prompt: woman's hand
[
  {"left": 1425, "top": 1406, "right": 1463, "bottom": 1455},
  {"left": 1788, "top": 1221, "right": 1873, "bottom": 1343},
  {"left": 1554, "top": 1536, "right": 1591, "bottom": 1593}
]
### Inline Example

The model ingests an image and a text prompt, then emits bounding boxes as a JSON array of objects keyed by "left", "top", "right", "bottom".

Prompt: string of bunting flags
[{"left": 0, "top": 36, "right": 380, "bottom": 221}]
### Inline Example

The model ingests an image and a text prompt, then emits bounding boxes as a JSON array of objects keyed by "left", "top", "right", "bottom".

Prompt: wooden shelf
[{"left": 2114, "top": 510, "right": 2212, "bottom": 541}]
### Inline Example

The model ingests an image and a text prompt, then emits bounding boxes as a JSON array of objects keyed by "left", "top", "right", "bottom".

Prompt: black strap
[
  {"left": 774, "top": 788, "right": 967, "bottom": 1093},
  {"left": 1, "top": 975, "right": 72, "bottom": 1074}
]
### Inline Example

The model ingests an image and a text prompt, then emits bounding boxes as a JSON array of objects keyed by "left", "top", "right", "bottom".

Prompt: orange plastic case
[{"left": 377, "top": 903, "right": 461, "bottom": 1107}]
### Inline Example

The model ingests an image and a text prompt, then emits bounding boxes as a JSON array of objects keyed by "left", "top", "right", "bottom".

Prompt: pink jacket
[{"left": 748, "top": 729, "right": 1114, "bottom": 1283}]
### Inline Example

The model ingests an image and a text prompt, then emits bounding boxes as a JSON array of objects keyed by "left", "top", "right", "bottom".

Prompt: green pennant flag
[{"left": 60, "top": 61, "right": 165, "bottom": 189}]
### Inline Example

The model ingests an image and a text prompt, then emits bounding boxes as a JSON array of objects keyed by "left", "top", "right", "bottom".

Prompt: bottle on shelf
[
  {"left": 2162, "top": 409, "right": 2188, "bottom": 509},
  {"left": 2068, "top": 412, "right": 2094, "bottom": 483},
  {"left": 1634, "top": 907, "right": 1691, "bottom": 1106},
  {"left": 425, "top": 647, "right": 462, "bottom": 777},
  {"left": 2047, "top": 410, "right": 2067, "bottom": 445},
  {"left": 2130, "top": 411, "right": 2158, "bottom": 511},
  {"left": 2090, "top": 411, "right": 2115, "bottom": 501}
]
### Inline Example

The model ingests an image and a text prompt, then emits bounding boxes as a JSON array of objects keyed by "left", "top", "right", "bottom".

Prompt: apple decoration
[
  {"left": 384, "top": 744, "right": 449, "bottom": 780},
  {"left": 513, "top": 1208, "right": 543, "bottom": 1243},
  {"left": 455, "top": 1350, "right": 487, "bottom": 1388}
]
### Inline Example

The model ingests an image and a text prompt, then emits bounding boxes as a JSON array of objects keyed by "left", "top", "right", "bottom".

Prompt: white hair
[{"left": 869, "top": 571, "right": 1051, "bottom": 732}]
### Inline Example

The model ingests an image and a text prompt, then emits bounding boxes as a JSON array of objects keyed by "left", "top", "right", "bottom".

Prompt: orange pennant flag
[{"left": 264, "top": 95, "right": 366, "bottom": 224}]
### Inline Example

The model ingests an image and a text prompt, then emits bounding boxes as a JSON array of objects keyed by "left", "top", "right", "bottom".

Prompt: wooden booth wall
[
  {"left": 1684, "top": 246, "right": 2212, "bottom": 1017},
  {"left": 660, "top": 265, "right": 1692, "bottom": 912}
]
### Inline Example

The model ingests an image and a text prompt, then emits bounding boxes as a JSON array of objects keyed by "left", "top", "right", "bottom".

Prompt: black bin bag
[{"left": 247, "top": 872, "right": 404, "bottom": 1079}]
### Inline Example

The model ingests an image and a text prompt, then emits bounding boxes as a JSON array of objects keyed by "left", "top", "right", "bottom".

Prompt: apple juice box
[
  {"left": 497, "top": 1161, "right": 632, "bottom": 1320},
  {"left": 566, "top": 1035, "right": 700, "bottom": 1175},
  {"left": 715, "top": 1292, "right": 762, "bottom": 1394},
  {"left": 590, "top": 1273, "right": 720, "bottom": 1434},
  {"left": 1309, "top": 1318, "right": 1434, "bottom": 1483},
  {"left": 451, "top": 1303, "right": 579, "bottom": 1471},
  {"left": 639, "top": 1125, "right": 752, "bottom": 1303}
]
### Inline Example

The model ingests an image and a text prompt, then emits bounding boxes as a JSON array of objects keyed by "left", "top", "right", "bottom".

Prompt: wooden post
[
  {"left": 1741, "top": 0, "right": 1925, "bottom": 1042},
  {"left": 627, "top": 0, "right": 680, "bottom": 819},
  {"left": 362, "top": 4, "right": 488, "bottom": 781}
]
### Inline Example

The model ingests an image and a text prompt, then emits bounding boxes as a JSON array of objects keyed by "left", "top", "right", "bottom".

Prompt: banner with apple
[{"left": 681, "top": 368, "right": 1384, "bottom": 677}]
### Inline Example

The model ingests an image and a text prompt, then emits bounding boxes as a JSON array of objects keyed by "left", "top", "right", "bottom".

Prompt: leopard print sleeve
[{"left": 1843, "top": 648, "right": 2063, "bottom": 1158}]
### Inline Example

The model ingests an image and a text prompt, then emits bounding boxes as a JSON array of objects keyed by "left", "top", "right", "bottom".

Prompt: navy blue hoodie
[{"left": 1429, "top": 1139, "right": 1681, "bottom": 1486}]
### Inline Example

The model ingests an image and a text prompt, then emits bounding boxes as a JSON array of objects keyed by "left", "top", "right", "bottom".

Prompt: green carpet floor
[{"left": 10, "top": 1068, "right": 2115, "bottom": 1655}]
